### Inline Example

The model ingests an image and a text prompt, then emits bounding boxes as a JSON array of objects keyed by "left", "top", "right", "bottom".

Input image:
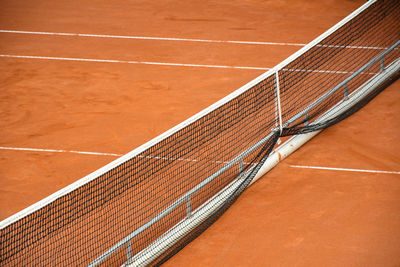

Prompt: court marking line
[
  {"left": 0, "top": 146, "right": 254, "bottom": 166},
  {"left": 290, "top": 165, "right": 400, "bottom": 175},
  {"left": 0, "top": 29, "right": 306, "bottom": 47},
  {"left": 0, "top": 54, "right": 377, "bottom": 75},
  {"left": 0, "top": 54, "right": 270, "bottom": 70},
  {"left": 0, "top": 146, "right": 122, "bottom": 157},
  {"left": 0, "top": 30, "right": 387, "bottom": 50}
]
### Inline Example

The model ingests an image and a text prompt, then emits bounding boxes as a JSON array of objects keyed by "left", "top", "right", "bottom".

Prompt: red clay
[{"left": 1, "top": 0, "right": 399, "bottom": 266}]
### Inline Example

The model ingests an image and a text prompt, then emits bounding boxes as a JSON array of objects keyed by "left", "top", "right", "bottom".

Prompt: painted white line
[
  {"left": 0, "top": 54, "right": 375, "bottom": 75},
  {"left": 290, "top": 165, "right": 400, "bottom": 175},
  {"left": 283, "top": 68, "right": 376, "bottom": 75},
  {"left": 0, "top": 146, "right": 122, "bottom": 157},
  {"left": 0, "top": 146, "right": 201, "bottom": 162},
  {"left": 0, "top": 54, "right": 269, "bottom": 70},
  {"left": 0, "top": 29, "right": 389, "bottom": 50},
  {"left": 0, "top": 146, "right": 255, "bottom": 167},
  {"left": 317, "top": 44, "right": 386, "bottom": 50},
  {"left": 0, "top": 29, "right": 306, "bottom": 47}
]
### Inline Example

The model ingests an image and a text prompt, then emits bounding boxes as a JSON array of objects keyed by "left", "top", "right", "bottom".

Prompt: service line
[{"left": 290, "top": 165, "right": 400, "bottom": 175}]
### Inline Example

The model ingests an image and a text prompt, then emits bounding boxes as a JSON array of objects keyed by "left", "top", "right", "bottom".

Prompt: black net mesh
[{"left": 1, "top": 0, "right": 399, "bottom": 266}]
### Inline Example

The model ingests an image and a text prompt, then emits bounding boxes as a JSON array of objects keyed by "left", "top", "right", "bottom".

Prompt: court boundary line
[
  {"left": 0, "top": 54, "right": 269, "bottom": 70},
  {"left": 3, "top": 148, "right": 398, "bottom": 175},
  {"left": 290, "top": 165, "right": 400, "bottom": 175},
  {"left": 0, "top": 29, "right": 388, "bottom": 50},
  {"left": 0, "top": 146, "right": 122, "bottom": 157},
  {"left": 0, "top": 54, "right": 377, "bottom": 75},
  {"left": 0, "top": 146, "right": 256, "bottom": 167},
  {"left": 0, "top": 29, "right": 306, "bottom": 46}
]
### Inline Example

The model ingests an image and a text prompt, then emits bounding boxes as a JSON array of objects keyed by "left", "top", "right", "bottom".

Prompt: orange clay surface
[{"left": 0, "top": 0, "right": 399, "bottom": 266}]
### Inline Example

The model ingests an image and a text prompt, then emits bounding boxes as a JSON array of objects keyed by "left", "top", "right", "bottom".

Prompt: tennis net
[{"left": 1, "top": 0, "right": 399, "bottom": 266}]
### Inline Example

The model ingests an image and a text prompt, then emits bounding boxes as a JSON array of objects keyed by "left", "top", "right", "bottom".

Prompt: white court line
[
  {"left": 0, "top": 30, "right": 388, "bottom": 50},
  {"left": 0, "top": 54, "right": 269, "bottom": 70},
  {"left": 0, "top": 146, "right": 196, "bottom": 162},
  {"left": 0, "top": 54, "right": 377, "bottom": 75},
  {"left": 0, "top": 146, "right": 192, "bottom": 161},
  {"left": 290, "top": 165, "right": 400, "bottom": 175},
  {"left": 0, "top": 29, "right": 306, "bottom": 47},
  {"left": 0, "top": 146, "right": 253, "bottom": 166},
  {"left": 0, "top": 146, "right": 122, "bottom": 157},
  {"left": 283, "top": 67, "right": 376, "bottom": 75}
]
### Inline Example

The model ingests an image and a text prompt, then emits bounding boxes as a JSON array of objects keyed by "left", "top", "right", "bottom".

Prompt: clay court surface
[{"left": 0, "top": 0, "right": 399, "bottom": 266}]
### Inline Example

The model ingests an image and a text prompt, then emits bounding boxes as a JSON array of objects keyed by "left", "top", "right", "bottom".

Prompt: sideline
[
  {"left": 0, "top": 146, "right": 122, "bottom": 157},
  {"left": 0, "top": 29, "right": 306, "bottom": 46},
  {"left": 290, "top": 165, "right": 400, "bottom": 175},
  {"left": 0, "top": 29, "right": 387, "bottom": 50},
  {"left": 0, "top": 54, "right": 269, "bottom": 70},
  {"left": 0, "top": 146, "right": 251, "bottom": 165},
  {"left": 0, "top": 54, "right": 376, "bottom": 75}
]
